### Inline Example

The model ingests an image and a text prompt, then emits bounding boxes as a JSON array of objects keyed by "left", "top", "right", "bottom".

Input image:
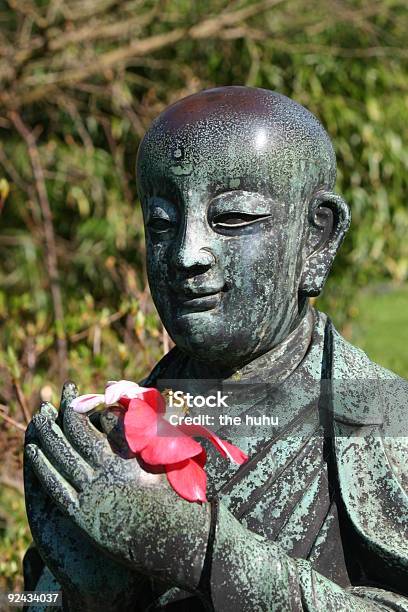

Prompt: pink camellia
[{"left": 71, "top": 380, "right": 248, "bottom": 503}]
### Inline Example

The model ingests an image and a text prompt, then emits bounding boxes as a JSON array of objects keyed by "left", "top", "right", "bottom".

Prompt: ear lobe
[{"left": 299, "top": 190, "right": 351, "bottom": 297}]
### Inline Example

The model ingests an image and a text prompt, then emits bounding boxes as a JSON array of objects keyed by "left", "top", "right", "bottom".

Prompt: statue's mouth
[
  {"left": 169, "top": 280, "right": 228, "bottom": 313},
  {"left": 177, "top": 291, "right": 223, "bottom": 313},
  {"left": 170, "top": 284, "right": 225, "bottom": 313}
]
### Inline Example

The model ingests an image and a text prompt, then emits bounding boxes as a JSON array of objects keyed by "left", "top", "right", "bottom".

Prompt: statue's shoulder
[{"left": 329, "top": 318, "right": 408, "bottom": 427}]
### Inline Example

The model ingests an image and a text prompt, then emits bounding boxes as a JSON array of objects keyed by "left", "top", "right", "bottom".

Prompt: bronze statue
[{"left": 24, "top": 87, "right": 408, "bottom": 611}]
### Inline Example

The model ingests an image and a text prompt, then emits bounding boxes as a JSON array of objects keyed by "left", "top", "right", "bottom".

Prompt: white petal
[
  {"left": 104, "top": 380, "right": 141, "bottom": 405},
  {"left": 70, "top": 394, "right": 105, "bottom": 413}
]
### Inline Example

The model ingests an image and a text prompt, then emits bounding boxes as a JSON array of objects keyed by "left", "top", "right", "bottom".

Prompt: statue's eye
[
  {"left": 212, "top": 212, "right": 271, "bottom": 230},
  {"left": 147, "top": 217, "right": 173, "bottom": 234}
]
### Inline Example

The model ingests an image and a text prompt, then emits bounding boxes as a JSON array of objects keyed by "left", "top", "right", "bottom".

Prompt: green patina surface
[{"left": 23, "top": 88, "right": 408, "bottom": 611}]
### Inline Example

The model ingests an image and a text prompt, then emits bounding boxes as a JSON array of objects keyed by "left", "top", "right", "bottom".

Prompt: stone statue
[{"left": 24, "top": 87, "right": 408, "bottom": 611}]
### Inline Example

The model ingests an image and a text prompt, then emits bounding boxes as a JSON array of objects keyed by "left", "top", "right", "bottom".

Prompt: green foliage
[
  {"left": 0, "top": 0, "right": 407, "bottom": 591},
  {"left": 348, "top": 284, "right": 408, "bottom": 378},
  {"left": 0, "top": 486, "right": 30, "bottom": 592}
]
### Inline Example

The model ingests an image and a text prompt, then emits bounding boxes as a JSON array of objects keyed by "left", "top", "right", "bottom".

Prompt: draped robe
[{"left": 26, "top": 309, "right": 408, "bottom": 611}]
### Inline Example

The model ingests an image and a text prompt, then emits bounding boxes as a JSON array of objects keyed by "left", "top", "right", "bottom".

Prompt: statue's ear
[{"left": 299, "top": 190, "right": 351, "bottom": 297}]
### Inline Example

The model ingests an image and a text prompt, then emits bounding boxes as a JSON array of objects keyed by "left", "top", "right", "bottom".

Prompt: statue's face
[
  {"left": 137, "top": 88, "right": 339, "bottom": 368},
  {"left": 139, "top": 142, "right": 311, "bottom": 368}
]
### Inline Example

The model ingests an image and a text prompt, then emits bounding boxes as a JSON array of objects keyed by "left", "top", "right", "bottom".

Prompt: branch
[
  {"left": 1, "top": 0, "right": 286, "bottom": 108},
  {"left": 12, "top": 378, "right": 31, "bottom": 424},
  {"left": 23, "top": 27, "right": 186, "bottom": 92},
  {"left": 48, "top": 9, "right": 158, "bottom": 51},
  {"left": 188, "top": 0, "right": 285, "bottom": 38},
  {"left": 69, "top": 310, "right": 126, "bottom": 342},
  {"left": 59, "top": 0, "right": 122, "bottom": 23},
  {"left": 57, "top": 95, "right": 94, "bottom": 150},
  {"left": 0, "top": 405, "right": 26, "bottom": 433},
  {"left": 9, "top": 111, "right": 68, "bottom": 381},
  {"left": 6, "top": 0, "right": 48, "bottom": 29},
  {"left": 0, "top": 144, "right": 33, "bottom": 193}
]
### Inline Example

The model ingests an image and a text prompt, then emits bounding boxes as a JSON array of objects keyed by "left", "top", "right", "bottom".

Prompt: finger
[
  {"left": 40, "top": 401, "right": 58, "bottom": 421},
  {"left": 58, "top": 381, "right": 78, "bottom": 425},
  {"left": 25, "top": 419, "right": 38, "bottom": 446},
  {"left": 63, "top": 405, "right": 114, "bottom": 467},
  {"left": 25, "top": 444, "right": 79, "bottom": 516},
  {"left": 32, "top": 413, "right": 94, "bottom": 491},
  {"left": 24, "top": 450, "right": 48, "bottom": 519},
  {"left": 25, "top": 402, "right": 58, "bottom": 446}
]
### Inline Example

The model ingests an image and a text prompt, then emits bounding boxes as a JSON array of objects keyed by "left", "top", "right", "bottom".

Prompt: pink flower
[
  {"left": 124, "top": 390, "right": 247, "bottom": 502},
  {"left": 72, "top": 381, "right": 248, "bottom": 503}
]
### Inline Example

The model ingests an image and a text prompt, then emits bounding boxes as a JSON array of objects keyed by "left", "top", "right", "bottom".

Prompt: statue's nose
[{"left": 171, "top": 240, "right": 216, "bottom": 274}]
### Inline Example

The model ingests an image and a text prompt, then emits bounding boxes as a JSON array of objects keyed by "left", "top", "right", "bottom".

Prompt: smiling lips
[{"left": 175, "top": 289, "right": 224, "bottom": 312}]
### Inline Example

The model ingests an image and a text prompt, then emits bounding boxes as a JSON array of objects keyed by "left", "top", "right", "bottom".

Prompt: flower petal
[
  {"left": 126, "top": 434, "right": 152, "bottom": 453},
  {"left": 179, "top": 423, "right": 248, "bottom": 464},
  {"left": 70, "top": 394, "right": 105, "bottom": 413},
  {"left": 137, "top": 387, "right": 166, "bottom": 414},
  {"left": 140, "top": 419, "right": 203, "bottom": 465},
  {"left": 166, "top": 451, "right": 207, "bottom": 502},
  {"left": 105, "top": 380, "right": 142, "bottom": 405},
  {"left": 124, "top": 398, "right": 159, "bottom": 452}
]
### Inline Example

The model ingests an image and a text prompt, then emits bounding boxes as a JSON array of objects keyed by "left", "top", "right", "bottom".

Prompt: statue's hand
[
  {"left": 25, "top": 384, "right": 211, "bottom": 594},
  {"left": 24, "top": 384, "right": 152, "bottom": 612}
]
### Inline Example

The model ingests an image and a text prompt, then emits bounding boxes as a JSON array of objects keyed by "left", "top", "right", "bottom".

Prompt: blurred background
[{"left": 0, "top": 0, "right": 407, "bottom": 592}]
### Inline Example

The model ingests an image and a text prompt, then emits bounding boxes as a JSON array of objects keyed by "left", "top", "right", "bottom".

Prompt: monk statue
[{"left": 24, "top": 86, "right": 408, "bottom": 611}]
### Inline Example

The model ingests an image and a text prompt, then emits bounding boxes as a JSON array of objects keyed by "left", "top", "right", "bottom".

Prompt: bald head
[
  {"left": 137, "top": 86, "right": 336, "bottom": 203},
  {"left": 136, "top": 87, "right": 349, "bottom": 367}
]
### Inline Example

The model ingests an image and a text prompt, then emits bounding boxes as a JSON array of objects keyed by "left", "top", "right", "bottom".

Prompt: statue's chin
[
  {"left": 169, "top": 325, "right": 260, "bottom": 373},
  {"left": 161, "top": 303, "right": 292, "bottom": 370}
]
